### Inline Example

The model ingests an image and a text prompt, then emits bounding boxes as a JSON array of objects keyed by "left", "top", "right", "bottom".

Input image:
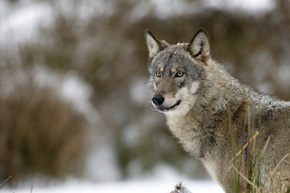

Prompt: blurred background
[{"left": 0, "top": 0, "right": 290, "bottom": 188}]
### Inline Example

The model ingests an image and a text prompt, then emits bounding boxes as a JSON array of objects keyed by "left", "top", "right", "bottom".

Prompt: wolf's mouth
[{"left": 157, "top": 100, "right": 181, "bottom": 112}]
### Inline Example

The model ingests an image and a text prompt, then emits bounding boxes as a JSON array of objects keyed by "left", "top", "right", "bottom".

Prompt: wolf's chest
[{"left": 166, "top": 117, "right": 202, "bottom": 157}]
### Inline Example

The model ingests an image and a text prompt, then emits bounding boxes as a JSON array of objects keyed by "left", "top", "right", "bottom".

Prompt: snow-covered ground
[
  {"left": 0, "top": 2, "right": 277, "bottom": 193},
  {"left": 1, "top": 165, "right": 224, "bottom": 193},
  {"left": 1, "top": 179, "right": 224, "bottom": 193}
]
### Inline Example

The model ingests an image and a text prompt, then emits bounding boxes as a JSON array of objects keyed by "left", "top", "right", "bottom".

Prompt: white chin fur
[{"left": 163, "top": 82, "right": 200, "bottom": 116}]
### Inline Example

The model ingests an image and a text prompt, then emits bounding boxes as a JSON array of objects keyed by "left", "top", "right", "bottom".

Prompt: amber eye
[
  {"left": 175, "top": 71, "right": 184, "bottom": 77},
  {"left": 156, "top": 71, "right": 162, "bottom": 77}
]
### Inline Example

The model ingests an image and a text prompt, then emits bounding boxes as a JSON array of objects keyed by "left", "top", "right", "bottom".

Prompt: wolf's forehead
[{"left": 153, "top": 48, "right": 194, "bottom": 69}]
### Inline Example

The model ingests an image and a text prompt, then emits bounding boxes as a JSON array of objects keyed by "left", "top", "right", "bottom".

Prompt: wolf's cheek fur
[
  {"left": 165, "top": 82, "right": 200, "bottom": 116},
  {"left": 146, "top": 29, "right": 290, "bottom": 193}
]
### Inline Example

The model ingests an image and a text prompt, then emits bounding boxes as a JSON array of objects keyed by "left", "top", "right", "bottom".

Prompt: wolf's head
[{"left": 145, "top": 29, "right": 211, "bottom": 116}]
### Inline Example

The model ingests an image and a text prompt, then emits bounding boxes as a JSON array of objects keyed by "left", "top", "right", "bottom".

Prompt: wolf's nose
[{"left": 152, "top": 94, "right": 164, "bottom": 106}]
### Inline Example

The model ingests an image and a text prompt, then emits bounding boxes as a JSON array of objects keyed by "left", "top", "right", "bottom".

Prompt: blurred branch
[{"left": 0, "top": 175, "right": 12, "bottom": 189}]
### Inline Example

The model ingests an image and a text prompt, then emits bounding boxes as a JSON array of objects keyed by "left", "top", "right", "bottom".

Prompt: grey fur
[{"left": 145, "top": 29, "right": 290, "bottom": 193}]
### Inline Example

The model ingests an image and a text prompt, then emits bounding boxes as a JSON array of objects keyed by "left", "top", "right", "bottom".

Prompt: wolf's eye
[
  {"left": 175, "top": 71, "right": 184, "bottom": 78},
  {"left": 156, "top": 71, "right": 162, "bottom": 77}
]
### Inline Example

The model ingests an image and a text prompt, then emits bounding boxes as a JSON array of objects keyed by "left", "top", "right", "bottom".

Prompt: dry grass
[
  {"left": 1, "top": 0, "right": 290, "bottom": 182},
  {"left": 230, "top": 142, "right": 290, "bottom": 192},
  {"left": 228, "top": 102, "right": 290, "bottom": 193}
]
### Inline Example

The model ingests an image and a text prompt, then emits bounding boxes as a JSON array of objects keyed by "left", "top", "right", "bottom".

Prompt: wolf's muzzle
[{"left": 152, "top": 94, "right": 164, "bottom": 106}]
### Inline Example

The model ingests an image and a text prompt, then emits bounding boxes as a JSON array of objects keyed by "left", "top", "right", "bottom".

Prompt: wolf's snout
[{"left": 152, "top": 94, "right": 164, "bottom": 106}]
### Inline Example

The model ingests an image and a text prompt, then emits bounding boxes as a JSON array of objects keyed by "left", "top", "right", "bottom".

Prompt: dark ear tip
[
  {"left": 145, "top": 29, "right": 152, "bottom": 36},
  {"left": 196, "top": 28, "right": 209, "bottom": 37},
  {"left": 145, "top": 29, "right": 160, "bottom": 44}
]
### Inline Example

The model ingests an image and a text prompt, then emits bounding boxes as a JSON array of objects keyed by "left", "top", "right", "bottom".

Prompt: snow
[
  {"left": 129, "top": 78, "right": 151, "bottom": 105},
  {"left": 31, "top": 66, "right": 100, "bottom": 123},
  {"left": 127, "top": 0, "right": 275, "bottom": 21},
  {"left": 204, "top": 0, "right": 274, "bottom": 13},
  {"left": 58, "top": 71, "right": 99, "bottom": 121},
  {"left": 1, "top": 164, "right": 223, "bottom": 193},
  {"left": 95, "top": 180, "right": 223, "bottom": 193},
  {"left": 0, "top": 0, "right": 276, "bottom": 47},
  {"left": 1, "top": 180, "right": 223, "bottom": 193},
  {"left": 85, "top": 145, "right": 121, "bottom": 181},
  {"left": 0, "top": 1, "right": 277, "bottom": 192},
  {"left": 0, "top": 2, "right": 53, "bottom": 46}
]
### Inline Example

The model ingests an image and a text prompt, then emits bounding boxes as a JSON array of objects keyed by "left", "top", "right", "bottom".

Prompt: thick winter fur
[{"left": 145, "top": 28, "right": 290, "bottom": 193}]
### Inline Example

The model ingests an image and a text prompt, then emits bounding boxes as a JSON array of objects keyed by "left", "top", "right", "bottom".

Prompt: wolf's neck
[
  {"left": 165, "top": 61, "right": 256, "bottom": 157},
  {"left": 191, "top": 61, "right": 251, "bottom": 118}
]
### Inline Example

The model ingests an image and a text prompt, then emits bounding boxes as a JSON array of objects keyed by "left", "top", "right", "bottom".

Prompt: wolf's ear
[
  {"left": 187, "top": 28, "right": 210, "bottom": 61},
  {"left": 145, "top": 29, "right": 169, "bottom": 59}
]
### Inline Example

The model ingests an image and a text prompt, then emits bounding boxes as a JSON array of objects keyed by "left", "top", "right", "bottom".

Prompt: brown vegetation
[
  {"left": 0, "top": 0, "right": 289, "bottom": 183},
  {"left": 0, "top": 83, "right": 86, "bottom": 183}
]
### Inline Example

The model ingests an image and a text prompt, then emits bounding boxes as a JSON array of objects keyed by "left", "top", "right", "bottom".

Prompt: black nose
[{"left": 152, "top": 94, "right": 164, "bottom": 106}]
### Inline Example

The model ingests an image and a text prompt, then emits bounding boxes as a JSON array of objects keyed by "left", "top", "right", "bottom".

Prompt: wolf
[{"left": 145, "top": 28, "right": 290, "bottom": 193}]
